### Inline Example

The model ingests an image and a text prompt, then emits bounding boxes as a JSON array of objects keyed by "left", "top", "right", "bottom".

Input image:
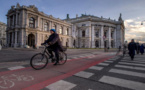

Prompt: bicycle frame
[{"left": 42, "top": 45, "right": 50, "bottom": 58}]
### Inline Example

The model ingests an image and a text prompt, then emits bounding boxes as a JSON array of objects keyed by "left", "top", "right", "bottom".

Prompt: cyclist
[{"left": 41, "top": 29, "right": 63, "bottom": 65}]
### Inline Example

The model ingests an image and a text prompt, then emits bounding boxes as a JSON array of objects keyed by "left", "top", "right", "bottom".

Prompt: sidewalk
[{"left": 0, "top": 48, "right": 117, "bottom": 62}]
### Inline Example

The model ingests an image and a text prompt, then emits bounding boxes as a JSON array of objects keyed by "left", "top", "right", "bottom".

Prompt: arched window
[
  {"left": 29, "top": 17, "right": 35, "bottom": 28},
  {"left": 59, "top": 26, "right": 63, "bottom": 34},
  {"left": 82, "top": 30, "right": 85, "bottom": 37},
  {"left": 44, "top": 22, "right": 49, "bottom": 31},
  {"left": 111, "top": 31, "right": 113, "bottom": 38},
  {"left": 104, "top": 31, "right": 107, "bottom": 37},
  {"left": 95, "top": 30, "right": 99, "bottom": 37}
]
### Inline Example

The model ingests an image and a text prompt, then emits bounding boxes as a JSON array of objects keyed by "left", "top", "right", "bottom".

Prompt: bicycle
[{"left": 30, "top": 44, "right": 67, "bottom": 70}]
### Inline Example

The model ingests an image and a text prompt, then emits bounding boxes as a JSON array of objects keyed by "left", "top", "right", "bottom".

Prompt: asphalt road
[{"left": 0, "top": 51, "right": 115, "bottom": 90}]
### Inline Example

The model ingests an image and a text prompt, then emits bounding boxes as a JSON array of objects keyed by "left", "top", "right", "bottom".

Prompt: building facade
[
  {"left": 6, "top": 3, "right": 125, "bottom": 48},
  {"left": 6, "top": 3, "right": 72, "bottom": 48},
  {"left": 65, "top": 14, "right": 125, "bottom": 48},
  {"left": 0, "top": 22, "right": 7, "bottom": 47}
]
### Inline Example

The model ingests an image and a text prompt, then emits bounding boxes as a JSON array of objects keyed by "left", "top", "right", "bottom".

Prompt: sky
[{"left": 0, "top": 0, "right": 145, "bottom": 43}]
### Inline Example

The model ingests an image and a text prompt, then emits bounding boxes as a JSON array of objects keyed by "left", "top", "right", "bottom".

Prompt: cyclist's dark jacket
[{"left": 44, "top": 33, "right": 63, "bottom": 51}]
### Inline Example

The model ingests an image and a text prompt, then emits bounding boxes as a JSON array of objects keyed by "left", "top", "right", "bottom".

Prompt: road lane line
[{"left": 99, "top": 76, "right": 145, "bottom": 90}]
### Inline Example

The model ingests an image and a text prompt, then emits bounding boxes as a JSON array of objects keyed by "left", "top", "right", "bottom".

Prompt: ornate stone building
[
  {"left": 65, "top": 14, "right": 125, "bottom": 48},
  {"left": 0, "top": 22, "right": 6, "bottom": 47},
  {"left": 6, "top": 3, "right": 125, "bottom": 48},
  {"left": 6, "top": 3, "right": 72, "bottom": 48}
]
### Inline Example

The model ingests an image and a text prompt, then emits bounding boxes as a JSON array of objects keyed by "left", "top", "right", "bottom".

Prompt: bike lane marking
[{"left": 8, "top": 66, "right": 25, "bottom": 70}]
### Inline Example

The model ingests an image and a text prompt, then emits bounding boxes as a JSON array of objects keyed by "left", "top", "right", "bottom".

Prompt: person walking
[
  {"left": 140, "top": 44, "right": 144, "bottom": 55},
  {"left": 128, "top": 39, "right": 136, "bottom": 60},
  {"left": 136, "top": 42, "right": 140, "bottom": 54}
]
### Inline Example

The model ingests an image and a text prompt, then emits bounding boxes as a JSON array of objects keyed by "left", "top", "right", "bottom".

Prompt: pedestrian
[
  {"left": 119, "top": 46, "right": 121, "bottom": 51},
  {"left": 136, "top": 42, "right": 140, "bottom": 54},
  {"left": 123, "top": 43, "right": 127, "bottom": 56},
  {"left": 140, "top": 44, "right": 144, "bottom": 55},
  {"left": 128, "top": 39, "right": 137, "bottom": 60}
]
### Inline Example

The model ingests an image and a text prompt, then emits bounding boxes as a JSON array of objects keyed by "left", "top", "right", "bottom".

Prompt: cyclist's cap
[{"left": 50, "top": 29, "right": 56, "bottom": 32}]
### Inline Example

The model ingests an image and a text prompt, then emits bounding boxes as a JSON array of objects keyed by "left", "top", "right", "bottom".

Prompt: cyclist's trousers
[{"left": 48, "top": 47, "right": 59, "bottom": 63}]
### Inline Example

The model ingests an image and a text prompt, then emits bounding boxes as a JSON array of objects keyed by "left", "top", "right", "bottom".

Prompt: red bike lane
[{"left": 0, "top": 53, "right": 115, "bottom": 90}]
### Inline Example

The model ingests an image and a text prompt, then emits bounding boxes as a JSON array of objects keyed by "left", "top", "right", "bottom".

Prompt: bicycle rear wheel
[
  {"left": 30, "top": 53, "right": 48, "bottom": 70},
  {"left": 59, "top": 52, "right": 67, "bottom": 65}
]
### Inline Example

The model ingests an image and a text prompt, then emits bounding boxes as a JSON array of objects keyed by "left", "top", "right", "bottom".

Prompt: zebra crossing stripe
[
  {"left": 109, "top": 69, "right": 145, "bottom": 78},
  {"left": 115, "top": 65, "right": 145, "bottom": 71},
  {"left": 46, "top": 80, "right": 76, "bottom": 90},
  {"left": 98, "top": 63, "right": 109, "bottom": 66},
  {"left": 74, "top": 71, "right": 94, "bottom": 78},
  {"left": 89, "top": 66, "right": 104, "bottom": 70},
  {"left": 8, "top": 66, "right": 25, "bottom": 70},
  {"left": 120, "top": 61, "right": 145, "bottom": 64},
  {"left": 99, "top": 76, "right": 145, "bottom": 90},
  {"left": 118, "top": 62, "right": 145, "bottom": 67}
]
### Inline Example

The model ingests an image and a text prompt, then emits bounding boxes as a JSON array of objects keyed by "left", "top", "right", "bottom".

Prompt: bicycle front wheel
[
  {"left": 30, "top": 53, "right": 48, "bottom": 70},
  {"left": 59, "top": 52, "right": 67, "bottom": 65}
]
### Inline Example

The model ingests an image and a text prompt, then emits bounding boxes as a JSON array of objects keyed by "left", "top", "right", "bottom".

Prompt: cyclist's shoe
[
  {"left": 53, "top": 62, "right": 59, "bottom": 65},
  {"left": 53, "top": 63, "right": 58, "bottom": 65}
]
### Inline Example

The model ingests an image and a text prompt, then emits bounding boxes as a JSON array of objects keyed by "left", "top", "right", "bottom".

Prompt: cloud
[{"left": 125, "top": 17, "right": 145, "bottom": 43}]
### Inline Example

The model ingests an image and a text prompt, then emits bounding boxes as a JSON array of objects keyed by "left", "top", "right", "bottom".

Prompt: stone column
[
  {"left": 16, "top": 13, "right": 18, "bottom": 26},
  {"left": 13, "top": 15, "right": 15, "bottom": 26},
  {"left": 100, "top": 25, "right": 104, "bottom": 48},
  {"left": 37, "top": 16, "right": 39, "bottom": 28},
  {"left": 6, "top": 32, "right": 9, "bottom": 47},
  {"left": 7, "top": 17, "right": 9, "bottom": 27},
  {"left": 49, "top": 21, "right": 52, "bottom": 31},
  {"left": 88, "top": 25, "right": 92, "bottom": 48},
  {"left": 108, "top": 27, "right": 111, "bottom": 48},
  {"left": 42, "top": 19, "right": 43, "bottom": 31},
  {"left": 91, "top": 25, "right": 95, "bottom": 48},
  {"left": 69, "top": 27, "right": 71, "bottom": 36},
  {"left": 11, "top": 32, "right": 14, "bottom": 47},
  {"left": 14, "top": 30, "right": 17, "bottom": 48},
  {"left": 21, "top": 30, "right": 24, "bottom": 47},
  {"left": 57, "top": 24, "right": 60, "bottom": 34}
]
